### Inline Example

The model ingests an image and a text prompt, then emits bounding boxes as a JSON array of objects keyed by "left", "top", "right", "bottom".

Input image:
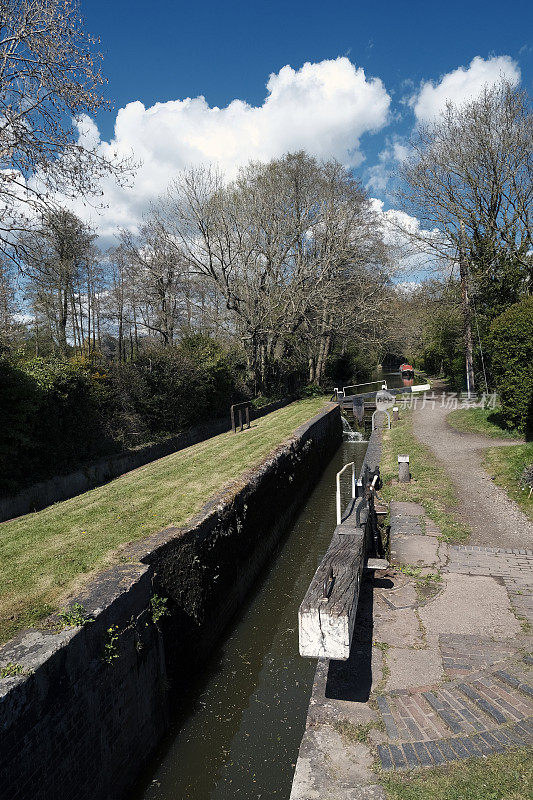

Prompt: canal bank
[{"left": 0, "top": 403, "right": 343, "bottom": 800}]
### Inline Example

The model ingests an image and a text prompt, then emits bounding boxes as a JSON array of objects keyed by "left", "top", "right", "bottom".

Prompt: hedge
[
  {"left": 490, "top": 297, "right": 533, "bottom": 437},
  {"left": 0, "top": 337, "right": 244, "bottom": 495}
]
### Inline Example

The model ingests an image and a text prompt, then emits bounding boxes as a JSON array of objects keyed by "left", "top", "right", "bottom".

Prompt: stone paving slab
[
  {"left": 390, "top": 534, "right": 441, "bottom": 568},
  {"left": 445, "top": 544, "right": 533, "bottom": 625},
  {"left": 387, "top": 647, "right": 443, "bottom": 692},
  {"left": 390, "top": 502, "right": 427, "bottom": 517},
  {"left": 419, "top": 573, "right": 521, "bottom": 639}
]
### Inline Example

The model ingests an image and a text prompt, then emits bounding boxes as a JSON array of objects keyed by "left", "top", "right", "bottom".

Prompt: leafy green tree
[{"left": 490, "top": 298, "right": 533, "bottom": 435}]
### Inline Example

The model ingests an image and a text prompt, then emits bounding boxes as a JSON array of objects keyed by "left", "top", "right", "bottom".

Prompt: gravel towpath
[{"left": 412, "top": 400, "right": 533, "bottom": 549}]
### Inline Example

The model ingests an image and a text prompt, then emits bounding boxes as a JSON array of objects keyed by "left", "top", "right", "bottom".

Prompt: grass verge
[
  {"left": 381, "top": 409, "right": 470, "bottom": 543},
  {"left": 447, "top": 407, "right": 522, "bottom": 439},
  {"left": 0, "top": 396, "right": 329, "bottom": 645},
  {"left": 382, "top": 747, "right": 532, "bottom": 800},
  {"left": 483, "top": 443, "right": 533, "bottom": 523}
]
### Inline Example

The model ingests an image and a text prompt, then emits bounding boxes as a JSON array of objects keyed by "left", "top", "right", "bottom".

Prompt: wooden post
[
  {"left": 398, "top": 454, "right": 410, "bottom": 483},
  {"left": 245, "top": 404, "right": 250, "bottom": 429},
  {"left": 239, "top": 409, "right": 243, "bottom": 432},
  {"left": 231, "top": 406, "right": 236, "bottom": 433},
  {"left": 393, "top": 406, "right": 399, "bottom": 422}
]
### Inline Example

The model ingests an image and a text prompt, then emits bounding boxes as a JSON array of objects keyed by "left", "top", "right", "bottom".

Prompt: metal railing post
[
  {"left": 230, "top": 401, "right": 252, "bottom": 434},
  {"left": 342, "top": 379, "right": 388, "bottom": 395},
  {"left": 336, "top": 462, "right": 355, "bottom": 526}
]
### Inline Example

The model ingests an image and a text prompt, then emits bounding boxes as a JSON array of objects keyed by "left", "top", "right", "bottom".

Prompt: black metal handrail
[{"left": 230, "top": 402, "right": 251, "bottom": 433}]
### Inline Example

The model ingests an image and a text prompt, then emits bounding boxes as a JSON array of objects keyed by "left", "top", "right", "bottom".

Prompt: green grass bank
[
  {"left": 382, "top": 747, "right": 532, "bottom": 800},
  {"left": 447, "top": 407, "right": 522, "bottom": 439},
  {"left": 0, "top": 396, "right": 329, "bottom": 645},
  {"left": 483, "top": 443, "right": 533, "bottom": 522}
]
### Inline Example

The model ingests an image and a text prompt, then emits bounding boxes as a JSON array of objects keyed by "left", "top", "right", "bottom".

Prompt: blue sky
[{"left": 72, "top": 0, "right": 532, "bottom": 239}]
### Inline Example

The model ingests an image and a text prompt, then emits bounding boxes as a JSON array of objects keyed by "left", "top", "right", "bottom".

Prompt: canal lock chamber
[{"left": 133, "top": 435, "right": 369, "bottom": 800}]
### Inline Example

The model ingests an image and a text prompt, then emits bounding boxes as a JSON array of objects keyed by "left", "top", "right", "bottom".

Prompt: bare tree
[
  {"left": 0, "top": 251, "right": 17, "bottom": 343},
  {"left": 0, "top": 0, "right": 133, "bottom": 253},
  {"left": 150, "top": 152, "right": 393, "bottom": 390},
  {"left": 398, "top": 80, "right": 533, "bottom": 389},
  {"left": 19, "top": 208, "right": 97, "bottom": 353},
  {"left": 116, "top": 220, "right": 191, "bottom": 347}
]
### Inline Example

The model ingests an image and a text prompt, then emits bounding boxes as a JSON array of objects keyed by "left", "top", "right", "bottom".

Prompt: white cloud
[
  {"left": 365, "top": 137, "right": 409, "bottom": 194},
  {"left": 411, "top": 55, "right": 520, "bottom": 124},
  {"left": 371, "top": 198, "right": 445, "bottom": 279},
  {"left": 65, "top": 57, "right": 391, "bottom": 241}
]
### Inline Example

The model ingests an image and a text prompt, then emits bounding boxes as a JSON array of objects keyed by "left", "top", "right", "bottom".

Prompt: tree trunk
[
  {"left": 308, "top": 355, "right": 315, "bottom": 384},
  {"left": 259, "top": 342, "right": 267, "bottom": 392},
  {"left": 459, "top": 224, "right": 475, "bottom": 394},
  {"left": 58, "top": 288, "right": 69, "bottom": 354},
  {"left": 315, "top": 333, "right": 332, "bottom": 385}
]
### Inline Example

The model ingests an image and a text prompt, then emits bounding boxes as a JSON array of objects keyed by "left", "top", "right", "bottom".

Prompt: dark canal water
[
  {"left": 372, "top": 366, "right": 415, "bottom": 391},
  {"left": 135, "top": 438, "right": 367, "bottom": 800}
]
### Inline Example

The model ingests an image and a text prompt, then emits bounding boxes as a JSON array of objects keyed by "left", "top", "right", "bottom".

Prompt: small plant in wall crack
[
  {"left": 102, "top": 625, "right": 120, "bottom": 664},
  {"left": 0, "top": 662, "right": 33, "bottom": 679},
  {"left": 58, "top": 602, "right": 93, "bottom": 628},
  {"left": 150, "top": 594, "right": 169, "bottom": 625}
]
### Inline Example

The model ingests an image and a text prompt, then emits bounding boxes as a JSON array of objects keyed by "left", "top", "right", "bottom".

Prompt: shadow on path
[{"left": 325, "top": 575, "right": 375, "bottom": 702}]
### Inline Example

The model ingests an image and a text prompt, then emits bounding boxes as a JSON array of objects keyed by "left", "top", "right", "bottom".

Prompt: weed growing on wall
[
  {"left": 58, "top": 603, "right": 93, "bottom": 628},
  {"left": 150, "top": 595, "right": 169, "bottom": 625},
  {"left": 0, "top": 662, "right": 32, "bottom": 678},
  {"left": 102, "top": 625, "right": 120, "bottom": 664}
]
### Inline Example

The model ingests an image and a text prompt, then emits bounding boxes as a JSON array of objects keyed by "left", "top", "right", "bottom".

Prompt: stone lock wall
[{"left": 0, "top": 403, "right": 342, "bottom": 800}]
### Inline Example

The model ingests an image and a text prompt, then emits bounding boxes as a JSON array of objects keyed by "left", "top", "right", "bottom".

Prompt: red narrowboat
[{"left": 399, "top": 363, "right": 415, "bottom": 379}]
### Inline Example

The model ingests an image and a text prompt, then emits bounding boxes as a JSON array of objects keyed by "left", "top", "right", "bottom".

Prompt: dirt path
[{"left": 412, "top": 400, "right": 533, "bottom": 549}]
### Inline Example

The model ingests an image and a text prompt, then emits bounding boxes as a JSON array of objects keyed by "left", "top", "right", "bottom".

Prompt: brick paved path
[
  {"left": 290, "top": 499, "right": 533, "bottom": 799},
  {"left": 377, "top": 658, "right": 533, "bottom": 770},
  {"left": 376, "top": 512, "right": 533, "bottom": 771}
]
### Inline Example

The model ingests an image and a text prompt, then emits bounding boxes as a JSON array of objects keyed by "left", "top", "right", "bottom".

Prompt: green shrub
[
  {"left": 0, "top": 337, "right": 245, "bottom": 495},
  {"left": 127, "top": 336, "right": 243, "bottom": 434},
  {"left": 0, "top": 355, "right": 114, "bottom": 492},
  {"left": 490, "top": 297, "right": 533, "bottom": 437}
]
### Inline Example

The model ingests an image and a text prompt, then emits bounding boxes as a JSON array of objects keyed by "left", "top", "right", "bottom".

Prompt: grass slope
[
  {"left": 382, "top": 747, "right": 532, "bottom": 800},
  {"left": 447, "top": 407, "right": 522, "bottom": 439},
  {"left": 0, "top": 396, "right": 329, "bottom": 645},
  {"left": 483, "top": 443, "right": 533, "bottom": 522},
  {"left": 380, "top": 409, "right": 470, "bottom": 543}
]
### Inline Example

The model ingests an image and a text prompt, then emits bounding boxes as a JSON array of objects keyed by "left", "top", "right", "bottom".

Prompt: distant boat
[{"left": 399, "top": 363, "right": 415, "bottom": 380}]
